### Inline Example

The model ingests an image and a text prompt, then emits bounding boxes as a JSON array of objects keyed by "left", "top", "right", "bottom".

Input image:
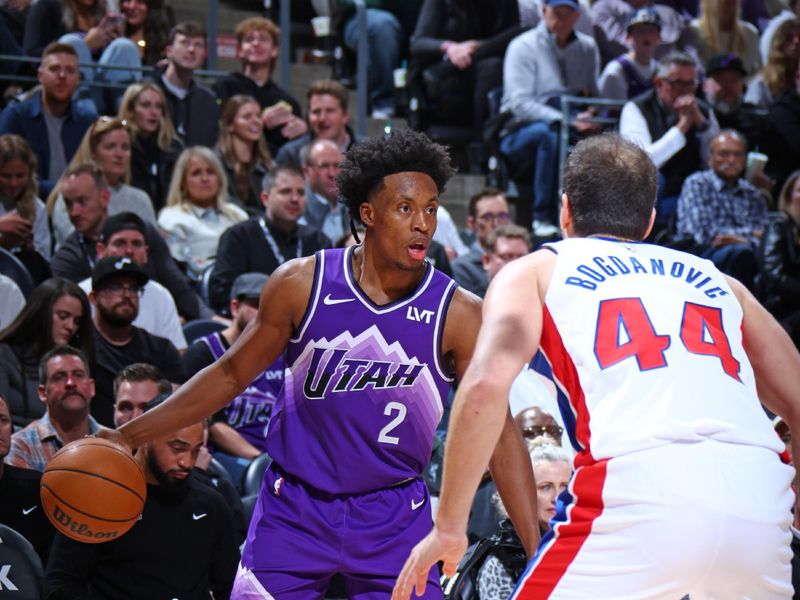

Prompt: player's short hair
[
  {"left": 168, "top": 21, "right": 206, "bottom": 46},
  {"left": 486, "top": 223, "right": 532, "bottom": 254},
  {"left": 39, "top": 345, "right": 90, "bottom": 385},
  {"left": 235, "top": 16, "right": 280, "bottom": 46},
  {"left": 562, "top": 133, "right": 657, "bottom": 241},
  {"left": 468, "top": 188, "right": 506, "bottom": 219},
  {"left": 113, "top": 363, "right": 171, "bottom": 398},
  {"left": 42, "top": 42, "right": 78, "bottom": 60},
  {"left": 336, "top": 129, "right": 456, "bottom": 224},
  {"left": 307, "top": 79, "right": 349, "bottom": 112}
]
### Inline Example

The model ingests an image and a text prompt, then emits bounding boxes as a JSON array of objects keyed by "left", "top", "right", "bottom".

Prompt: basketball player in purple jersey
[
  {"left": 395, "top": 134, "right": 800, "bottom": 599},
  {"left": 101, "top": 130, "right": 539, "bottom": 598}
]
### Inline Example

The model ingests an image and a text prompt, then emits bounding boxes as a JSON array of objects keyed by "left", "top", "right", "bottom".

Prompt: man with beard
[
  {"left": 182, "top": 273, "right": 282, "bottom": 482},
  {"left": 89, "top": 256, "right": 184, "bottom": 427},
  {"left": 44, "top": 395, "right": 239, "bottom": 600},
  {"left": 6, "top": 346, "right": 100, "bottom": 471}
]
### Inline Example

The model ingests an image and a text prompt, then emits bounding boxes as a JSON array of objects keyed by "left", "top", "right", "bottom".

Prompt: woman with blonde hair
[
  {"left": 689, "top": 0, "right": 761, "bottom": 76},
  {"left": 158, "top": 147, "right": 248, "bottom": 277},
  {"left": 0, "top": 134, "right": 51, "bottom": 261},
  {"left": 216, "top": 94, "right": 272, "bottom": 214},
  {"left": 119, "top": 81, "right": 183, "bottom": 211},
  {"left": 745, "top": 18, "right": 800, "bottom": 107},
  {"left": 48, "top": 116, "right": 156, "bottom": 247}
]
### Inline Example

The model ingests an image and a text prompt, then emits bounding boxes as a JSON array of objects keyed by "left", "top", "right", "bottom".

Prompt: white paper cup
[
  {"left": 746, "top": 151, "right": 768, "bottom": 180},
  {"left": 393, "top": 68, "right": 407, "bottom": 88},
  {"left": 311, "top": 16, "right": 330, "bottom": 37}
]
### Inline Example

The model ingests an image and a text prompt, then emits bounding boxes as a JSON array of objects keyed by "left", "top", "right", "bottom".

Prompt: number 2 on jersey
[
  {"left": 594, "top": 298, "right": 741, "bottom": 382},
  {"left": 378, "top": 401, "right": 407, "bottom": 445}
]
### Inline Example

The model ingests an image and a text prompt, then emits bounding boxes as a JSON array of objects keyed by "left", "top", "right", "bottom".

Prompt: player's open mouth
[{"left": 408, "top": 242, "right": 427, "bottom": 261}]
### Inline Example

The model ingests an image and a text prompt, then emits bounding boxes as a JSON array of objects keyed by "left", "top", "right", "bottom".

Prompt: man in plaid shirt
[
  {"left": 676, "top": 129, "right": 767, "bottom": 290},
  {"left": 6, "top": 346, "right": 100, "bottom": 471}
]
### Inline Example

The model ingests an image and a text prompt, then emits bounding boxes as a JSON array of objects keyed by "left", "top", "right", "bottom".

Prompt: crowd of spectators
[{"left": 0, "top": 1, "right": 798, "bottom": 597}]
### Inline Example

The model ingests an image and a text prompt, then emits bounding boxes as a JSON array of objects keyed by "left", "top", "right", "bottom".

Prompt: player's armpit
[{"left": 442, "top": 287, "right": 482, "bottom": 382}]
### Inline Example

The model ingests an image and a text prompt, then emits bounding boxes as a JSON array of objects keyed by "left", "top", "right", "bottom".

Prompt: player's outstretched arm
[
  {"left": 730, "top": 276, "right": 800, "bottom": 524},
  {"left": 393, "top": 251, "right": 552, "bottom": 600},
  {"left": 110, "top": 258, "right": 315, "bottom": 450}
]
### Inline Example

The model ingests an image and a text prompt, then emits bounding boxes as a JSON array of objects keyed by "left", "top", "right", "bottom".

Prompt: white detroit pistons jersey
[{"left": 540, "top": 237, "right": 782, "bottom": 466}]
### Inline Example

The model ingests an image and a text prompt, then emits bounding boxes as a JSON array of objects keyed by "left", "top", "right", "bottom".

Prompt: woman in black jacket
[{"left": 758, "top": 169, "right": 800, "bottom": 348}]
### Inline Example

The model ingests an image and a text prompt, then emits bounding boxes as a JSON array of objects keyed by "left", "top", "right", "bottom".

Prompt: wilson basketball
[{"left": 41, "top": 438, "right": 146, "bottom": 543}]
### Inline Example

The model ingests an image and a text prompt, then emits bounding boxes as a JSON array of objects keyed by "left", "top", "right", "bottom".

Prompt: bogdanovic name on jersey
[{"left": 563, "top": 251, "right": 729, "bottom": 299}]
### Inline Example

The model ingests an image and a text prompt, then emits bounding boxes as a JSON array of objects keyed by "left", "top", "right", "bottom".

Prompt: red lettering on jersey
[
  {"left": 680, "top": 302, "right": 742, "bottom": 382},
  {"left": 594, "top": 298, "right": 671, "bottom": 371}
]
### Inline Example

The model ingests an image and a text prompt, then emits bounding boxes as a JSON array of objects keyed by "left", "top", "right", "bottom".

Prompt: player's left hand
[{"left": 391, "top": 526, "right": 467, "bottom": 600}]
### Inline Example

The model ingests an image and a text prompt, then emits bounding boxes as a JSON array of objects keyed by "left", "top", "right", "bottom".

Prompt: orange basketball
[{"left": 41, "top": 438, "right": 146, "bottom": 544}]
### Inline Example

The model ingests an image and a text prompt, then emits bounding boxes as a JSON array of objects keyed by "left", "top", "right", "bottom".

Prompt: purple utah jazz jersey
[
  {"left": 202, "top": 332, "right": 284, "bottom": 452},
  {"left": 266, "top": 246, "right": 457, "bottom": 495}
]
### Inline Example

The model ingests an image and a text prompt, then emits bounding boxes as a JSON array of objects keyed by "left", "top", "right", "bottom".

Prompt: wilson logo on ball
[{"left": 51, "top": 505, "right": 121, "bottom": 540}]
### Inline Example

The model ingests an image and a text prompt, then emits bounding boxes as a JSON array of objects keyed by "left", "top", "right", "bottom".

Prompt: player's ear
[
  {"left": 559, "top": 193, "right": 573, "bottom": 236},
  {"left": 359, "top": 202, "right": 374, "bottom": 227},
  {"left": 643, "top": 208, "right": 656, "bottom": 239}
]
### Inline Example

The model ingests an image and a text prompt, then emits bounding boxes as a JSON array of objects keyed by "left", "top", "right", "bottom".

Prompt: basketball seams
[
  {"left": 41, "top": 483, "right": 142, "bottom": 523},
  {"left": 42, "top": 467, "right": 146, "bottom": 503},
  {"left": 52, "top": 439, "right": 143, "bottom": 472}
]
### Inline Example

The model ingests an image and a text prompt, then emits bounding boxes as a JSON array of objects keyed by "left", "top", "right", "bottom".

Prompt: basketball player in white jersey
[{"left": 394, "top": 133, "right": 800, "bottom": 599}]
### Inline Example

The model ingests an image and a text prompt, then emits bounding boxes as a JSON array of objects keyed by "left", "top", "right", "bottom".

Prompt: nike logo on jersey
[
  {"left": 411, "top": 498, "right": 425, "bottom": 511},
  {"left": 323, "top": 294, "right": 355, "bottom": 306},
  {"left": 22, "top": 506, "right": 37, "bottom": 515},
  {"left": 192, "top": 513, "right": 207, "bottom": 520}
]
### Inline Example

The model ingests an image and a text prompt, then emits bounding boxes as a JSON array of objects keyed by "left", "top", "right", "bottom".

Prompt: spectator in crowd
[
  {"left": 77, "top": 212, "right": 187, "bottom": 352},
  {"left": 0, "top": 134, "right": 52, "bottom": 285},
  {"left": 118, "top": 82, "right": 183, "bottom": 212},
  {"left": 336, "top": 1, "right": 422, "bottom": 118},
  {"left": 112, "top": 362, "right": 171, "bottom": 427},
  {"left": 599, "top": 7, "right": 662, "bottom": 101},
  {"left": 212, "top": 16, "right": 306, "bottom": 155},
  {"left": 0, "top": 275, "right": 24, "bottom": 330},
  {"left": 0, "top": 393, "right": 55, "bottom": 564},
  {"left": 275, "top": 79, "right": 362, "bottom": 168},
  {"left": 482, "top": 222, "right": 532, "bottom": 284},
  {"left": 688, "top": 0, "right": 761, "bottom": 76},
  {"left": 44, "top": 395, "right": 239, "bottom": 600},
  {"left": 451, "top": 189, "right": 512, "bottom": 297},
  {"left": 88, "top": 256, "right": 184, "bottom": 426},
  {"left": 23, "top": 0, "right": 141, "bottom": 112},
  {"left": 0, "top": 278, "right": 92, "bottom": 428},
  {"left": 49, "top": 163, "right": 213, "bottom": 322},
  {"left": 154, "top": 21, "right": 218, "bottom": 148},
  {"left": 758, "top": 169, "right": 800, "bottom": 348},
  {"left": 590, "top": 0, "right": 694, "bottom": 65},
  {"left": 182, "top": 273, "right": 282, "bottom": 482},
  {"left": 409, "top": 0, "right": 525, "bottom": 133},
  {"left": 158, "top": 146, "right": 248, "bottom": 278},
  {"left": 300, "top": 138, "right": 347, "bottom": 243},
  {"left": 208, "top": 164, "right": 331, "bottom": 312},
  {"left": 677, "top": 129, "right": 766, "bottom": 289},
  {"left": 49, "top": 116, "right": 156, "bottom": 247},
  {"left": 620, "top": 51, "right": 719, "bottom": 229},
  {"left": 0, "top": 43, "right": 96, "bottom": 198},
  {"left": 499, "top": 0, "right": 600, "bottom": 237},
  {"left": 759, "top": 0, "right": 800, "bottom": 64},
  {"left": 216, "top": 94, "right": 272, "bottom": 214},
  {"left": 432, "top": 204, "right": 469, "bottom": 260},
  {"left": 705, "top": 53, "right": 769, "bottom": 154},
  {"left": 6, "top": 345, "right": 100, "bottom": 471},
  {"left": 477, "top": 440, "right": 573, "bottom": 600},
  {"left": 765, "top": 66, "right": 800, "bottom": 192},
  {"left": 121, "top": 0, "right": 172, "bottom": 66},
  {"left": 515, "top": 405, "right": 565, "bottom": 446},
  {"left": 746, "top": 18, "right": 800, "bottom": 108}
]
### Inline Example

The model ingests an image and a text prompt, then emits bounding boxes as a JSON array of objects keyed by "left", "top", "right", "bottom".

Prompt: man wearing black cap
[
  {"left": 499, "top": 0, "right": 601, "bottom": 238},
  {"left": 208, "top": 165, "right": 331, "bottom": 313},
  {"left": 51, "top": 163, "right": 215, "bottom": 322},
  {"left": 599, "top": 7, "right": 662, "bottom": 100},
  {"left": 89, "top": 256, "right": 185, "bottom": 426},
  {"left": 703, "top": 53, "right": 769, "bottom": 157},
  {"left": 77, "top": 213, "right": 187, "bottom": 352},
  {"left": 182, "top": 272, "right": 283, "bottom": 482}
]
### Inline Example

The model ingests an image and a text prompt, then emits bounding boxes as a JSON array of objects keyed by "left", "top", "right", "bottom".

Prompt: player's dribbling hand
[
  {"left": 392, "top": 526, "right": 467, "bottom": 600},
  {"left": 93, "top": 426, "right": 133, "bottom": 455}
]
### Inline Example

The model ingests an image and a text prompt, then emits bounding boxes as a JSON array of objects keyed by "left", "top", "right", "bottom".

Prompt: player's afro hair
[{"left": 336, "top": 129, "right": 456, "bottom": 225}]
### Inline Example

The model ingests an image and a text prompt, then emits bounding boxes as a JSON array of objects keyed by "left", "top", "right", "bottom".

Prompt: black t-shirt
[
  {"left": 0, "top": 464, "right": 55, "bottom": 564},
  {"left": 181, "top": 335, "right": 230, "bottom": 425},
  {"left": 91, "top": 327, "right": 185, "bottom": 427},
  {"left": 44, "top": 477, "right": 239, "bottom": 600}
]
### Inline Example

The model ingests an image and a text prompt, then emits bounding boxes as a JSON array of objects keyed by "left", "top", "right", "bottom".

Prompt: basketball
[{"left": 40, "top": 438, "right": 146, "bottom": 544}]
